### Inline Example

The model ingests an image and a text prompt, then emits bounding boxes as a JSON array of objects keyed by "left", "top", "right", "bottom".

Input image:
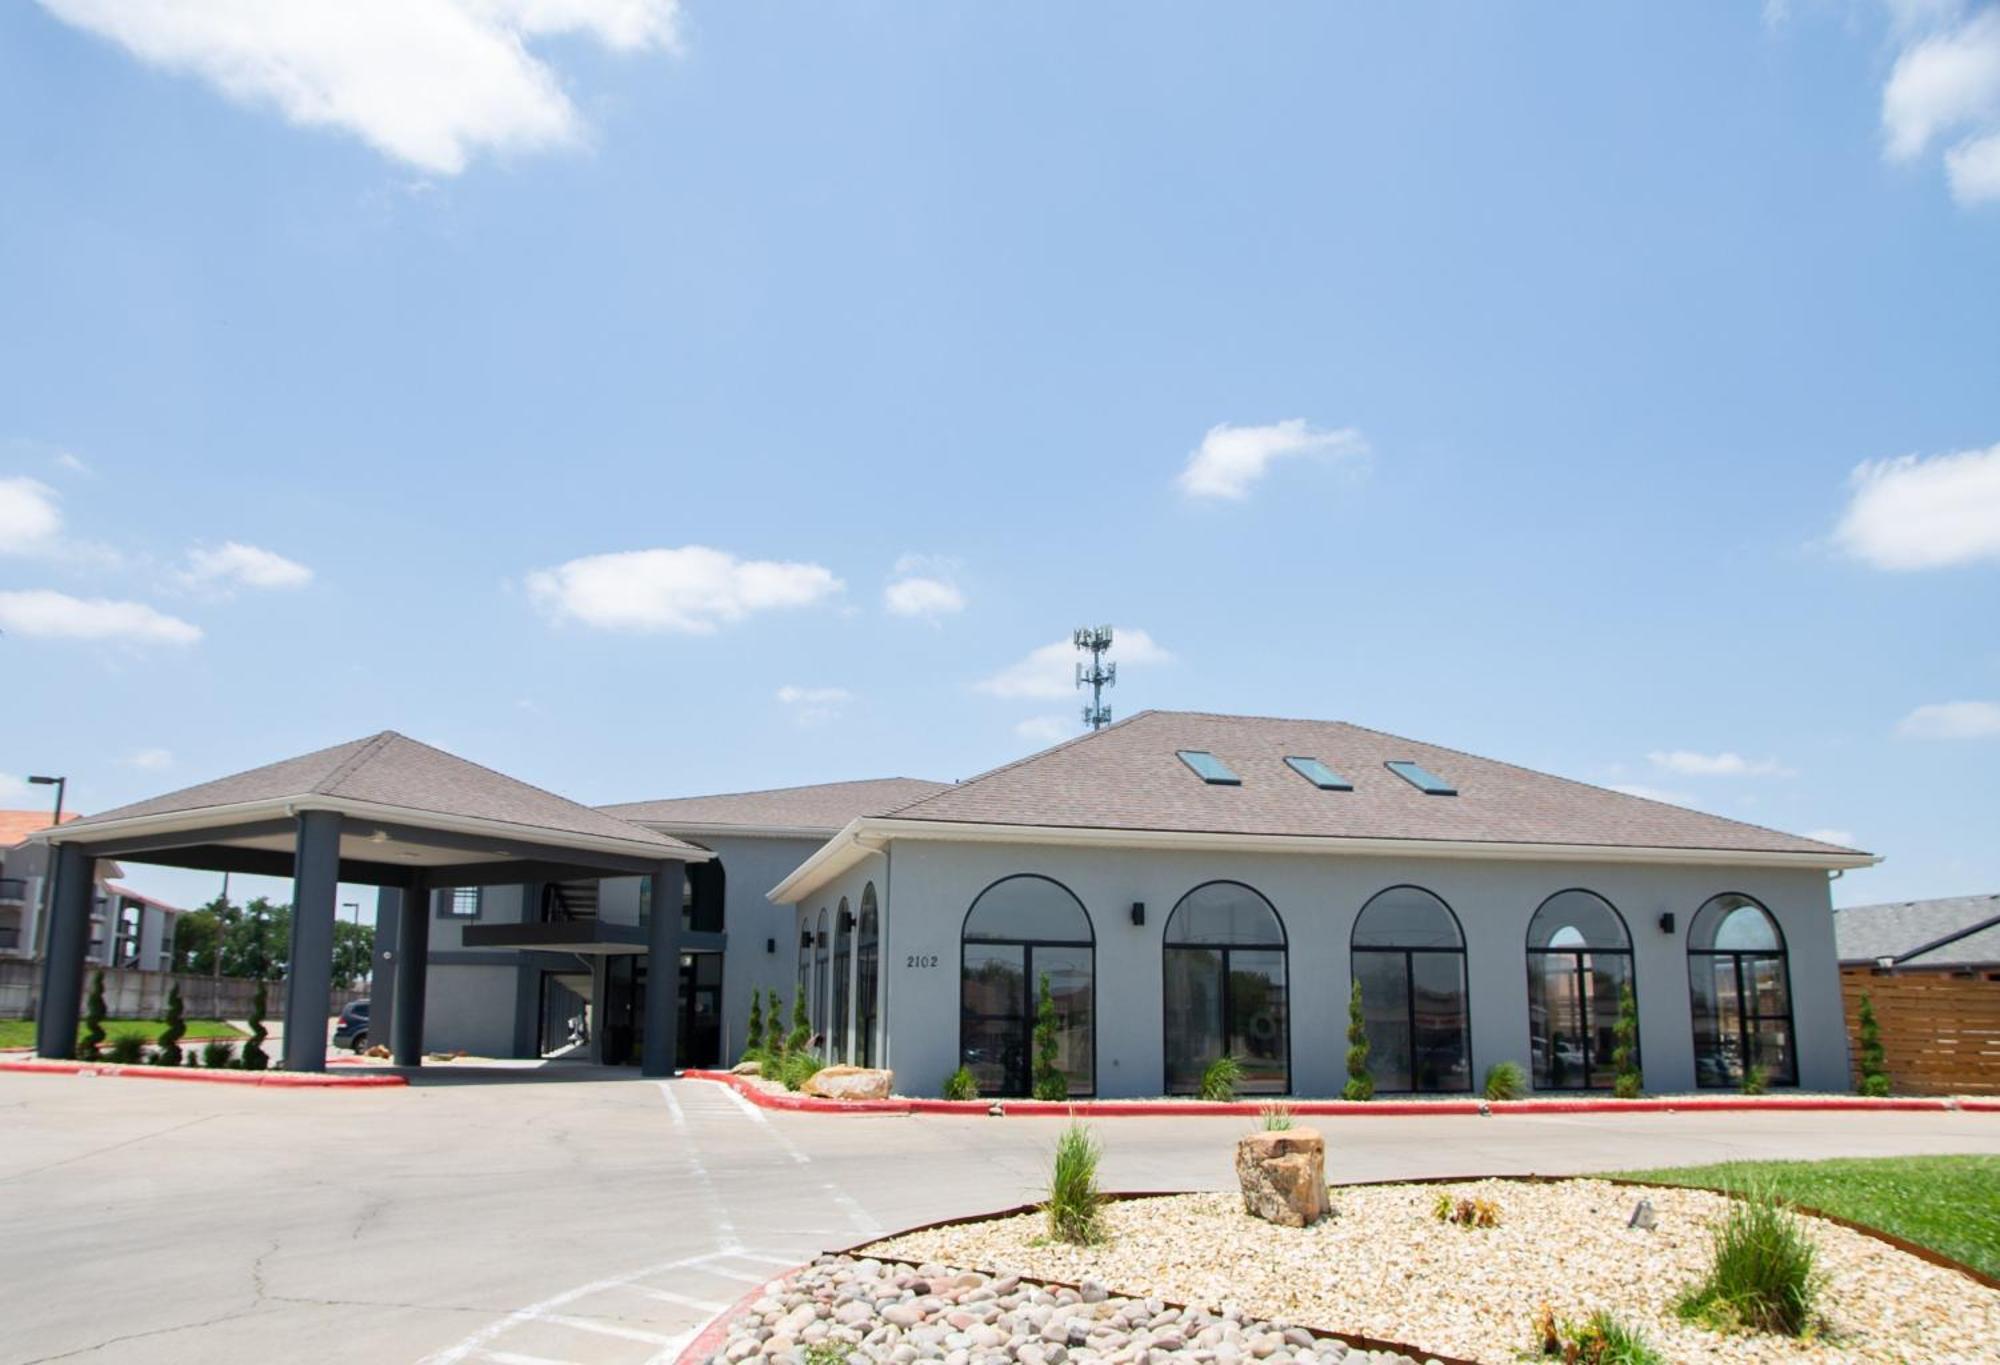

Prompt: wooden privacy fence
[{"left": 1841, "top": 968, "right": 2000, "bottom": 1095}]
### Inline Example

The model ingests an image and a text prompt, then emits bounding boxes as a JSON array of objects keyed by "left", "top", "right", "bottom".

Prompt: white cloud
[
  {"left": 1806, "top": 828, "right": 1857, "bottom": 847},
  {"left": 0, "top": 477, "right": 64, "bottom": 555},
  {"left": 183, "top": 541, "right": 314, "bottom": 591},
  {"left": 1014, "top": 715, "right": 1072, "bottom": 745},
  {"left": 36, "top": 0, "right": 682, "bottom": 176},
  {"left": 1897, "top": 699, "right": 2000, "bottom": 738},
  {"left": 1176, "top": 419, "right": 1367, "bottom": 500},
  {"left": 1881, "top": 4, "right": 2000, "bottom": 203},
  {"left": 1647, "top": 750, "right": 1795, "bottom": 778},
  {"left": 527, "top": 546, "right": 843, "bottom": 634},
  {"left": 125, "top": 748, "right": 174, "bottom": 771},
  {"left": 885, "top": 577, "right": 966, "bottom": 619},
  {"left": 775, "top": 685, "right": 851, "bottom": 726},
  {"left": 0, "top": 589, "right": 201, "bottom": 644},
  {"left": 1608, "top": 783, "right": 1699, "bottom": 807},
  {"left": 976, "top": 627, "right": 1172, "bottom": 700},
  {"left": 54, "top": 451, "right": 91, "bottom": 475},
  {"left": 1834, "top": 442, "right": 2000, "bottom": 569}
]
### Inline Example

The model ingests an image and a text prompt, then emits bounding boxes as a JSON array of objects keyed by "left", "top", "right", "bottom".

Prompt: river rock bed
[
  {"left": 704, "top": 1256, "right": 1433, "bottom": 1365},
  {"left": 863, "top": 1181, "right": 2000, "bottom": 1364}
]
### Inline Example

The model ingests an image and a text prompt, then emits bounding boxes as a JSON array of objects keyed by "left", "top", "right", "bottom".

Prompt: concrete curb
[
  {"left": 0, "top": 1058, "right": 408, "bottom": 1088},
  {"left": 684, "top": 1070, "right": 1995, "bottom": 1118},
  {"left": 674, "top": 1264, "right": 805, "bottom": 1365}
]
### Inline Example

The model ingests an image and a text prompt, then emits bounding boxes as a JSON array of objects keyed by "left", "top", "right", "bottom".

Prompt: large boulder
[
  {"left": 1235, "top": 1128, "right": 1329, "bottom": 1227},
  {"left": 729, "top": 1059, "right": 762, "bottom": 1076},
  {"left": 801, "top": 1065, "right": 894, "bottom": 1101}
]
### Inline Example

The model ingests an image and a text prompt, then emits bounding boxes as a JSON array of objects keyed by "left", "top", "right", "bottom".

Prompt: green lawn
[
  {"left": 1616, "top": 1155, "right": 2000, "bottom": 1279},
  {"left": 0, "top": 1018, "right": 245, "bottom": 1049}
]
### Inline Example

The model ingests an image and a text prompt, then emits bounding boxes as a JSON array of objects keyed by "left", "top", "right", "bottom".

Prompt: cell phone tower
[{"left": 1074, "top": 625, "right": 1115, "bottom": 730}]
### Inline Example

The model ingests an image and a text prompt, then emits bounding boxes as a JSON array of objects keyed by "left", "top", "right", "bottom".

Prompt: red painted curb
[
  {"left": 684, "top": 1071, "right": 1987, "bottom": 1118},
  {"left": 674, "top": 1263, "right": 803, "bottom": 1365},
  {"left": 0, "top": 1058, "right": 408, "bottom": 1088}
]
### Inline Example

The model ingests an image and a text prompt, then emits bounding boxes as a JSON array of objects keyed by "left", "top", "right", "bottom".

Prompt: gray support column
[
  {"left": 283, "top": 810, "right": 343, "bottom": 1072},
  {"left": 372, "top": 887, "right": 402, "bottom": 1049},
  {"left": 641, "top": 859, "right": 687, "bottom": 1077},
  {"left": 35, "top": 844, "right": 95, "bottom": 1059},
  {"left": 392, "top": 876, "right": 431, "bottom": 1066}
]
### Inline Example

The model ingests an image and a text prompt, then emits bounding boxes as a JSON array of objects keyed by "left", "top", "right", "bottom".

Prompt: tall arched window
[
  {"left": 1163, "top": 882, "right": 1290, "bottom": 1094},
  {"left": 960, "top": 875, "right": 1095, "bottom": 1097},
  {"left": 832, "top": 896, "right": 852, "bottom": 1064},
  {"left": 813, "top": 908, "right": 829, "bottom": 1044},
  {"left": 1526, "top": 890, "right": 1633, "bottom": 1091},
  {"left": 857, "top": 883, "right": 880, "bottom": 1069},
  {"left": 1351, "top": 886, "right": 1470, "bottom": 1093},
  {"left": 1688, "top": 894, "right": 1796, "bottom": 1089}
]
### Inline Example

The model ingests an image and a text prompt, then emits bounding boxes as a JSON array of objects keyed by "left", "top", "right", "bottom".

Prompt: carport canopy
[{"left": 28, "top": 731, "right": 709, "bottom": 1074}]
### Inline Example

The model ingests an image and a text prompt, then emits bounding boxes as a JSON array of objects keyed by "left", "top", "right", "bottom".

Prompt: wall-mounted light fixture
[
  {"left": 766, "top": 937, "right": 777, "bottom": 954},
  {"left": 800, "top": 930, "right": 812, "bottom": 948},
  {"left": 1658, "top": 912, "right": 1675, "bottom": 935},
  {"left": 1130, "top": 902, "right": 1145, "bottom": 926},
  {"left": 841, "top": 910, "right": 856, "bottom": 931}
]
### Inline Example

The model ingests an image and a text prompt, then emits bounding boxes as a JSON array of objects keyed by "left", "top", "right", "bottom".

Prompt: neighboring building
[
  {"left": 1832, "top": 893, "right": 2000, "bottom": 1097},
  {"left": 1, "top": 810, "right": 85, "bottom": 959},
  {"left": 1835, "top": 894, "right": 2000, "bottom": 976},
  {"left": 92, "top": 883, "right": 184, "bottom": 973}
]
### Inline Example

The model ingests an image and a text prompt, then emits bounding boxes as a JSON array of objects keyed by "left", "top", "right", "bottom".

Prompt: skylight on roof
[
  {"left": 1386, "top": 760, "right": 1457, "bottom": 795},
  {"left": 1177, "top": 750, "right": 1241, "bottom": 785},
  {"left": 1284, "top": 756, "right": 1353, "bottom": 791}
]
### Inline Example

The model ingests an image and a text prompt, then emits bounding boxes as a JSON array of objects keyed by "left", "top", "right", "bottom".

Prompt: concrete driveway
[{"left": 2, "top": 1069, "right": 1994, "bottom": 1365}]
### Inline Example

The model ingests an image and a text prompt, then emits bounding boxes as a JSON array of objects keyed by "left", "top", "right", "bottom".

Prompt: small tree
[
  {"left": 154, "top": 983, "right": 187, "bottom": 1067},
  {"left": 1856, "top": 992, "right": 1891, "bottom": 1097},
  {"left": 1032, "top": 972, "right": 1067, "bottom": 1100},
  {"left": 76, "top": 970, "right": 108, "bottom": 1060},
  {"left": 787, "top": 987, "right": 810, "bottom": 1054},
  {"left": 743, "top": 990, "right": 764, "bottom": 1064},
  {"left": 239, "top": 980, "right": 271, "bottom": 1071},
  {"left": 1612, "top": 982, "right": 1643, "bottom": 1099},
  {"left": 1342, "top": 978, "right": 1373, "bottom": 1101}
]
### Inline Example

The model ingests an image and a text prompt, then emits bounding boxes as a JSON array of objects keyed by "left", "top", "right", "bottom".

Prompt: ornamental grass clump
[
  {"left": 1533, "top": 1304, "right": 1665, "bottom": 1365},
  {"left": 778, "top": 1051, "right": 824, "bottom": 1092},
  {"left": 1483, "top": 1060, "right": 1526, "bottom": 1102},
  {"left": 1855, "top": 992, "right": 1891, "bottom": 1097},
  {"left": 1611, "top": 982, "right": 1643, "bottom": 1099},
  {"left": 1342, "top": 978, "right": 1373, "bottom": 1100},
  {"left": 106, "top": 1032, "right": 147, "bottom": 1065},
  {"left": 201, "top": 1038, "right": 235, "bottom": 1068},
  {"left": 1199, "top": 1054, "right": 1242, "bottom": 1102},
  {"left": 1259, "top": 1102, "right": 1294, "bottom": 1131},
  {"left": 1740, "top": 1062, "right": 1769, "bottom": 1096},
  {"left": 1432, "top": 1191, "right": 1501, "bottom": 1228},
  {"left": 1676, "top": 1185, "right": 1822, "bottom": 1337},
  {"left": 942, "top": 1065, "right": 979, "bottom": 1101},
  {"left": 1044, "top": 1121, "right": 1106, "bottom": 1245}
]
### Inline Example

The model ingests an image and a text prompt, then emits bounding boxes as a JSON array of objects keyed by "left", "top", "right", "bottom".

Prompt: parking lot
[{"left": 3, "top": 1069, "right": 1996, "bottom": 1364}]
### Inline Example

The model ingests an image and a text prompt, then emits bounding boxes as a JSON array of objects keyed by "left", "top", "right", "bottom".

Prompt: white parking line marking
[
  {"left": 723, "top": 1251, "right": 801, "bottom": 1267},
  {"left": 478, "top": 1351, "right": 581, "bottom": 1365},
  {"left": 703, "top": 1264, "right": 778, "bottom": 1285},
  {"left": 659, "top": 1081, "right": 686, "bottom": 1128},
  {"left": 717, "top": 1084, "right": 811, "bottom": 1165},
  {"left": 538, "top": 1315, "right": 678, "bottom": 1345},
  {"left": 630, "top": 1286, "right": 728, "bottom": 1313},
  {"left": 641, "top": 1327, "right": 699, "bottom": 1365}
]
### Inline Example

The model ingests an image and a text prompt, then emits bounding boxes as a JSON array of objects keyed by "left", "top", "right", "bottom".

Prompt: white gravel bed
[
  {"left": 864, "top": 1181, "right": 2000, "bottom": 1364},
  {"left": 705, "top": 1256, "right": 1434, "bottom": 1365}
]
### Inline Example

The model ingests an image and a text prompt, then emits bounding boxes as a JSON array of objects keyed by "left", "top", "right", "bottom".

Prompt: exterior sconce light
[
  {"left": 841, "top": 910, "right": 856, "bottom": 931},
  {"left": 766, "top": 937, "right": 777, "bottom": 954},
  {"left": 800, "top": 930, "right": 812, "bottom": 948},
  {"left": 1130, "top": 902, "right": 1145, "bottom": 926},
  {"left": 1657, "top": 912, "right": 1675, "bottom": 935}
]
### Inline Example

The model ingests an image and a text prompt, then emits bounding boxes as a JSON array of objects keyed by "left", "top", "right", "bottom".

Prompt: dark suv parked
[{"left": 333, "top": 999, "right": 370, "bottom": 1051}]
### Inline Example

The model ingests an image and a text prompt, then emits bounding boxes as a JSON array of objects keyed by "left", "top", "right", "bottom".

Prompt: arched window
[
  {"left": 857, "top": 883, "right": 880, "bottom": 1069},
  {"left": 1526, "top": 890, "right": 1633, "bottom": 1091},
  {"left": 1351, "top": 886, "right": 1470, "bottom": 1093},
  {"left": 1163, "top": 882, "right": 1289, "bottom": 1094},
  {"left": 813, "top": 908, "right": 829, "bottom": 1044},
  {"left": 1688, "top": 894, "right": 1796, "bottom": 1089},
  {"left": 960, "top": 875, "right": 1095, "bottom": 1097},
  {"left": 832, "top": 896, "right": 852, "bottom": 1064}
]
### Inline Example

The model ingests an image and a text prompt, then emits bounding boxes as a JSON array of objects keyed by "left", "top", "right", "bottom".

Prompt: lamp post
[{"left": 27, "top": 776, "right": 66, "bottom": 958}]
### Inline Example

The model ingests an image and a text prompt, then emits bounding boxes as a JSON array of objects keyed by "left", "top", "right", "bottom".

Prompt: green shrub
[
  {"left": 106, "top": 1033, "right": 147, "bottom": 1065},
  {"left": 1534, "top": 1305, "right": 1664, "bottom": 1364},
  {"left": 1259, "top": 1102, "right": 1294, "bottom": 1131},
  {"left": 742, "top": 990, "right": 764, "bottom": 1065},
  {"left": 1432, "top": 1191, "right": 1500, "bottom": 1228},
  {"left": 1031, "top": 972, "right": 1067, "bottom": 1100},
  {"left": 1740, "top": 1062, "right": 1768, "bottom": 1096},
  {"left": 1199, "top": 1054, "right": 1241, "bottom": 1102},
  {"left": 942, "top": 1065, "right": 979, "bottom": 1101},
  {"left": 1855, "top": 992, "right": 1890, "bottom": 1096},
  {"left": 155, "top": 984, "right": 187, "bottom": 1067},
  {"left": 1676, "top": 1185, "right": 1821, "bottom": 1337},
  {"left": 1483, "top": 1060, "right": 1527, "bottom": 1102},
  {"left": 239, "top": 981, "right": 271, "bottom": 1071},
  {"left": 1612, "top": 982, "right": 1642, "bottom": 1099},
  {"left": 786, "top": 987, "right": 810, "bottom": 1055},
  {"left": 1342, "top": 978, "right": 1373, "bottom": 1101},
  {"left": 801, "top": 1344, "right": 848, "bottom": 1365},
  {"left": 1044, "top": 1121, "right": 1105, "bottom": 1245},
  {"left": 778, "top": 1051, "right": 824, "bottom": 1092},
  {"left": 76, "top": 970, "right": 108, "bottom": 1060},
  {"left": 201, "top": 1038, "right": 235, "bottom": 1068}
]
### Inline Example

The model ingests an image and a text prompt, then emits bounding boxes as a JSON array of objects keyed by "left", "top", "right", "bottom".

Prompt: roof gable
[
  {"left": 601, "top": 777, "right": 951, "bottom": 833},
  {"left": 879, "top": 711, "right": 1863, "bottom": 859}
]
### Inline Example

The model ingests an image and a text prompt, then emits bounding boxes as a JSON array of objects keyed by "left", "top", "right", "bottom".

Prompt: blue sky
[{"left": 2, "top": 2, "right": 1997, "bottom": 917}]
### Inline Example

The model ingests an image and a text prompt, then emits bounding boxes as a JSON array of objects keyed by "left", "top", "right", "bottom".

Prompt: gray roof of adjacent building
[
  {"left": 601, "top": 777, "right": 953, "bottom": 836},
  {"left": 874, "top": 710, "right": 1868, "bottom": 859},
  {"left": 1833, "top": 893, "right": 2000, "bottom": 969}
]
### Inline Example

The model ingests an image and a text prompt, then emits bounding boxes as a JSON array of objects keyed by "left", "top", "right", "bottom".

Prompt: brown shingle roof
[
  {"left": 56, "top": 732, "right": 699, "bottom": 854},
  {"left": 877, "top": 711, "right": 1864, "bottom": 858},
  {"left": 602, "top": 778, "right": 952, "bottom": 834}
]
